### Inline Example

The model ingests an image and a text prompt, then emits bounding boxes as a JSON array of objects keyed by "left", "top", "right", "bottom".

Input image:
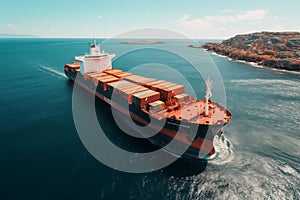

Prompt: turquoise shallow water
[{"left": 0, "top": 38, "right": 299, "bottom": 199}]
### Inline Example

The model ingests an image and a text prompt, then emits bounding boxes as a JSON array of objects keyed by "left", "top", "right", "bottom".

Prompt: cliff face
[{"left": 201, "top": 32, "right": 300, "bottom": 71}]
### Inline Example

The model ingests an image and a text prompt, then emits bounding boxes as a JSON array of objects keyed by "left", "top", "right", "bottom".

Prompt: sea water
[{"left": 0, "top": 38, "right": 299, "bottom": 199}]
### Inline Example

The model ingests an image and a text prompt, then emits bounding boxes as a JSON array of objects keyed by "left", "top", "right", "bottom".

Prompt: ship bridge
[{"left": 75, "top": 39, "right": 115, "bottom": 74}]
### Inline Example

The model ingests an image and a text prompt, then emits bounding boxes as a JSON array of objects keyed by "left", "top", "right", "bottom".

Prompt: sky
[{"left": 1, "top": 0, "right": 300, "bottom": 39}]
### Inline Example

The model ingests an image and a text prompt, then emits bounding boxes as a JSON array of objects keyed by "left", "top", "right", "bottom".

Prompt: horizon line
[{"left": 0, "top": 36, "right": 225, "bottom": 40}]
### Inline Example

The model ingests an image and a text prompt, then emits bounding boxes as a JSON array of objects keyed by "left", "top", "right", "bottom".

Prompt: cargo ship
[{"left": 64, "top": 40, "right": 232, "bottom": 160}]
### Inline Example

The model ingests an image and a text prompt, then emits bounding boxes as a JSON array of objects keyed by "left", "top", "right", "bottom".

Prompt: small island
[
  {"left": 121, "top": 40, "right": 163, "bottom": 44},
  {"left": 198, "top": 32, "right": 300, "bottom": 71}
]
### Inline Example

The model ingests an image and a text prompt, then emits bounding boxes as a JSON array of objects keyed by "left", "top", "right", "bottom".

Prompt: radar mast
[{"left": 205, "top": 77, "right": 212, "bottom": 116}]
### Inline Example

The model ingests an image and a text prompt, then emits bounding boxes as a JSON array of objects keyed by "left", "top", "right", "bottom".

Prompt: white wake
[
  {"left": 37, "top": 64, "right": 67, "bottom": 79},
  {"left": 209, "top": 134, "right": 234, "bottom": 165}
]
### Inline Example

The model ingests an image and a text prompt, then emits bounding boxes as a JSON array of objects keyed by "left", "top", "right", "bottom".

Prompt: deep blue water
[{"left": 0, "top": 38, "right": 299, "bottom": 199}]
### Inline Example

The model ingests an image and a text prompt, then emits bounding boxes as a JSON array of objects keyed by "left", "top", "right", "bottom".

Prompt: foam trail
[
  {"left": 37, "top": 64, "right": 67, "bottom": 79},
  {"left": 230, "top": 79, "right": 300, "bottom": 87},
  {"left": 209, "top": 134, "right": 234, "bottom": 165}
]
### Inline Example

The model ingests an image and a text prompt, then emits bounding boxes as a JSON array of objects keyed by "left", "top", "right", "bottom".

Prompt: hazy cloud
[
  {"left": 176, "top": 14, "right": 190, "bottom": 23},
  {"left": 176, "top": 15, "right": 213, "bottom": 29},
  {"left": 175, "top": 9, "right": 272, "bottom": 38},
  {"left": 6, "top": 23, "right": 16, "bottom": 28},
  {"left": 97, "top": 16, "right": 103, "bottom": 19},
  {"left": 271, "top": 25, "right": 284, "bottom": 30},
  {"left": 205, "top": 9, "right": 269, "bottom": 23},
  {"left": 221, "top": 9, "right": 242, "bottom": 14},
  {"left": 176, "top": 9, "right": 269, "bottom": 28}
]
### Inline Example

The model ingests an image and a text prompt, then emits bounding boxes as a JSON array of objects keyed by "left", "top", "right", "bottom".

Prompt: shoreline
[
  {"left": 203, "top": 49, "right": 300, "bottom": 75},
  {"left": 200, "top": 32, "right": 300, "bottom": 73}
]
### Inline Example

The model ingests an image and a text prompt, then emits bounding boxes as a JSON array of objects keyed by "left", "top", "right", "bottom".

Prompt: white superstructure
[{"left": 75, "top": 39, "right": 116, "bottom": 74}]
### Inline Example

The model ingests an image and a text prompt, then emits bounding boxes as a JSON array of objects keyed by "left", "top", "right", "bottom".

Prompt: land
[
  {"left": 196, "top": 32, "right": 300, "bottom": 71},
  {"left": 121, "top": 40, "right": 163, "bottom": 44}
]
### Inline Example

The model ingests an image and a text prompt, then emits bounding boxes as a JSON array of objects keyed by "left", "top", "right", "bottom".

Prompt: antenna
[{"left": 204, "top": 76, "right": 212, "bottom": 116}]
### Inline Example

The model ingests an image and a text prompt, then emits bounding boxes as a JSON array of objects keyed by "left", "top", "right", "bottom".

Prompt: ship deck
[
  {"left": 146, "top": 99, "right": 231, "bottom": 125},
  {"left": 65, "top": 62, "right": 232, "bottom": 125}
]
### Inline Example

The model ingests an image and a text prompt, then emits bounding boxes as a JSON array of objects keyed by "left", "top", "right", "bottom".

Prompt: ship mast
[
  {"left": 93, "top": 37, "right": 96, "bottom": 46},
  {"left": 204, "top": 77, "right": 212, "bottom": 116}
]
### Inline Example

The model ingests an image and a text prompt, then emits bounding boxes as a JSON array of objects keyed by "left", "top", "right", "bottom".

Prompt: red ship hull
[{"left": 65, "top": 67, "right": 230, "bottom": 159}]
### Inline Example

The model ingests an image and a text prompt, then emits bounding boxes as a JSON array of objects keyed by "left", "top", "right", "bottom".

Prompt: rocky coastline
[{"left": 199, "top": 32, "right": 300, "bottom": 71}]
